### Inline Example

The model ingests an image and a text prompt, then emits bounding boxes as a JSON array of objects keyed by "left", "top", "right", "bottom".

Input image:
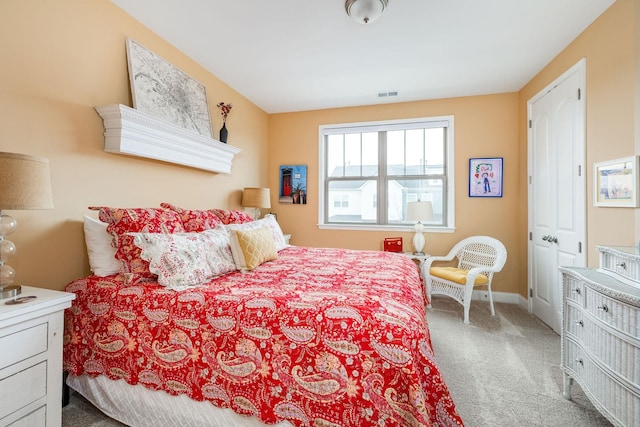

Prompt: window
[{"left": 319, "top": 116, "right": 454, "bottom": 230}]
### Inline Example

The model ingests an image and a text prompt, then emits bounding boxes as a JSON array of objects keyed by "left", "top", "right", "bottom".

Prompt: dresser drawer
[
  {"left": 0, "top": 322, "right": 48, "bottom": 369},
  {"left": 600, "top": 248, "right": 640, "bottom": 283},
  {"left": 6, "top": 405, "right": 46, "bottom": 427},
  {"left": 0, "top": 361, "right": 47, "bottom": 420},
  {"left": 564, "top": 302, "right": 586, "bottom": 341},
  {"left": 582, "top": 315, "right": 640, "bottom": 388},
  {"left": 564, "top": 339, "right": 640, "bottom": 426},
  {"left": 563, "top": 274, "right": 585, "bottom": 305},
  {"left": 586, "top": 288, "right": 640, "bottom": 338}
]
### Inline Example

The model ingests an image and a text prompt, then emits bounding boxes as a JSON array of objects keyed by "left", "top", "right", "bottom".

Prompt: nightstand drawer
[
  {"left": 0, "top": 361, "right": 47, "bottom": 419},
  {"left": 0, "top": 322, "right": 48, "bottom": 368},
  {"left": 7, "top": 405, "right": 47, "bottom": 427}
]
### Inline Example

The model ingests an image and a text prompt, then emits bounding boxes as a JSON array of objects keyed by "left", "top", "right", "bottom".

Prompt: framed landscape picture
[
  {"left": 469, "top": 157, "right": 503, "bottom": 198},
  {"left": 126, "top": 38, "right": 212, "bottom": 138},
  {"left": 594, "top": 156, "right": 639, "bottom": 207}
]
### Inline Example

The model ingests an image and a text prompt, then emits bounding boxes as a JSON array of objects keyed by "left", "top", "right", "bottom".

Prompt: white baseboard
[
  {"left": 470, "top": 290, "right": 531, "bottom": 313},
  {"left": 470, "top": 289, "right": 523, "bottom": 305}
]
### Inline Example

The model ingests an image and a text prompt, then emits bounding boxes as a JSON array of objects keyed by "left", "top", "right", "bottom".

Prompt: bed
[{"left": 63, "top": 205, "right": 463, "bottom": 427}]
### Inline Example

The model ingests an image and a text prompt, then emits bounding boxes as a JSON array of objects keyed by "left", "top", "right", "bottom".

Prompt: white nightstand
[
  {"left": 0, "top": 286, "right": 75, "bottom": 427},
  {"left": 402, "top": 252, "right": 430, "bottom": 281}
]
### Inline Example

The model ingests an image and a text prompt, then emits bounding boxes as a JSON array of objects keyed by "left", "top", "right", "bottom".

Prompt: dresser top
[
  {"left": 596, "top": 245, "right": 639, "bottom": 259},
  {"left": 561, "top": 267, "right": 640, "bottom": 306}
]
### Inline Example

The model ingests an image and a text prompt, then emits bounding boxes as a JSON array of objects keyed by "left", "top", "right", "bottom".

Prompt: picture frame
[
  {"left": 593, "top": 156, "right": 639, "bottom": 207},
  {"left": 125, "top": 38, "right": 213, "bottom": 138},
  {"left": 279, "top": 165, "right": 307, "bottom": 204},
  {"left": 469, "top": 157, "right": 503, "bottom": 198}
]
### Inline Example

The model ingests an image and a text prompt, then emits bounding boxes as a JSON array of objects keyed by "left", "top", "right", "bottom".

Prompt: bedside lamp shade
[
  {"left": 0, "top": 152, "right": 54, "bottom": 299},
  {"left": 406, "top": 201, "right": 434, "bottom": 255},
  {"left": 242, "top": 187, "right": 271, "bottom": 219}
]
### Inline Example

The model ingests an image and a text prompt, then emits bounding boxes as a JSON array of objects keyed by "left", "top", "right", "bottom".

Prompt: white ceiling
[{"left": 111, "top": 0, "right": 615, "bottom": 114}]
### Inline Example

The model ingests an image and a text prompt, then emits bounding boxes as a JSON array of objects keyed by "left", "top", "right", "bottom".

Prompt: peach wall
[
  {"left": 269, "top": 94, "right": 521, "bottom": 295},
  {"left": 518, "top": 0, "right": 635, "bottom": 281},
  {"left": 0, "top": 0, "right": 269, "bottom": 291}
]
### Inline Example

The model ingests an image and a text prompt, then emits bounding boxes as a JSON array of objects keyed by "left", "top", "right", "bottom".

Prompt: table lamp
[
  {"left": 406, "top": 201, "right": 434, "bottom": 255},
  {"left": 242, "top": 187, "right": 271, "bottom": 220},
  {"left": 0, "top": 152, "right": 54, "bottom": 299}
]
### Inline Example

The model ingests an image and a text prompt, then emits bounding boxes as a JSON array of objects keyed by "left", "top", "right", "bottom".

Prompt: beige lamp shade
[
  {"left": 406, "top": 201, "right": 434, "bottom": 223},
  {"left": 242, "top": 187, "right": 271, "bottom": 209},
  {"left": 0, "top": 152, "right": 54, "bottom": 210}
]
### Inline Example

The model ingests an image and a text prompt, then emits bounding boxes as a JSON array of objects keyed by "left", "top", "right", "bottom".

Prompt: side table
[
  {"left": 403, "top": 252, "right": 430, "bottom": 281},
  {"left": 0, "top": 286, "right": 75, "bottom": 427}
]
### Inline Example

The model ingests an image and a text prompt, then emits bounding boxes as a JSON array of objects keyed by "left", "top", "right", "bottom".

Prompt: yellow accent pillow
[
  {"left": 229, "top": 227, "right": 277, "bottom": 272},
  {"left": 429, "top": 266, "right": 489, "bottom": 285}
]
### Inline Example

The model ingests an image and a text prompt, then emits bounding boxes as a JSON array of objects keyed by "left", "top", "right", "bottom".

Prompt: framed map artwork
[{"left": 126, "top": 38, "right": 212, "bottom": 138}]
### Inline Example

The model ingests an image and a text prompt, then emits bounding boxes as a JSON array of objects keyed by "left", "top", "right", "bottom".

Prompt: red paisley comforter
[{"left": 64, "top": 246, "right": 463, "bottom": 427}]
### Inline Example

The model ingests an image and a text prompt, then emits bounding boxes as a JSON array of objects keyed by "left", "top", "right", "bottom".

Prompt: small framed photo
[
  {"left": 469, "top": 157, "right": 503, "bottom": 198},
  {"left": 594, "top": 156, "right": 639, "bottom": 207}
]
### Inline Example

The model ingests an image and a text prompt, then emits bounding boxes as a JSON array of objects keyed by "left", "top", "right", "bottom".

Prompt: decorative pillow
[
  {"left": 429, "top": 266, "right": 489, "bottom": 285},
  {"left": 89, "top": 207, "right": 186, "bottom": 278},
  {"left": 132, "top": 229, "right": 236, "bottom": 289},
  {"left": 210, "top": 208, "right": 254, "bottom": 225},
  {"left": 83, "top": 215, "right": 121, "bottom": 276},
  {"left": 160, "top": 203, "right": 224, "bottom": 232},
  {"left": 228, "top": 227, "right": 277, "bottom": 272},
  {"left": 225, "top": 214, "right": 289, "bottom": 251}
]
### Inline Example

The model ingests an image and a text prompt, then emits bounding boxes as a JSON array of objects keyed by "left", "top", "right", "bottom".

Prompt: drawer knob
[
  {"left": 575, "top": 320, "right": 583, "bottom": 327},
  {"left": 616, "top": 262, "right": 626, "bottom": 270},
  {"left": 572, "top": 288, "right": 581, "bottom": 295},
  {"left": 597, "top": 304, "right": 609, "bottom": 313},
  {"left": 576, "top": 358, "right": 584, "bottom": 366}
]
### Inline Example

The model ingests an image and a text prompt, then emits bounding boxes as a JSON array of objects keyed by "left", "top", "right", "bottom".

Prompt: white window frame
[{"left": 318, "top": 116, "right": 456, "bottom": 233}]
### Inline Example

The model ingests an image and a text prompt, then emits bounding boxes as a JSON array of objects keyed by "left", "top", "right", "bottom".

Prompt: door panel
[{"left": 529, "top": 60, "right": 586, "bottom": 334}]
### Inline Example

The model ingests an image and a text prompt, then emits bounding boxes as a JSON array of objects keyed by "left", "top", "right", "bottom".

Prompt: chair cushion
[{"left": 430, "top": 266, "right": 489, "bottom": 285}]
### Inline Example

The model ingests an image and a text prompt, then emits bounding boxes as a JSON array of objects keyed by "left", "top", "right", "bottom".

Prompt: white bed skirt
[{"left": 67, "top": 374, "right": 293, "bottom": 427}]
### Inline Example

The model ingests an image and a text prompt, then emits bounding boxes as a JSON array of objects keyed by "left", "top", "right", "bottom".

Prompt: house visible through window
[{"left": 319, "top": 116, "right": 454, "bottom": 230}]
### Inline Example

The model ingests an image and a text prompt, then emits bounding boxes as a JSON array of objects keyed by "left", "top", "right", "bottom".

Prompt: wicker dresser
[{"left": 560, "top": 246, "right": 640, "bottom": 427}]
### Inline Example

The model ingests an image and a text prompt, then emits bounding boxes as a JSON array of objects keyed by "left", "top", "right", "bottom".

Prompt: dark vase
[{"left": 219, "top": 122, "right": 228, "bottom": 143}]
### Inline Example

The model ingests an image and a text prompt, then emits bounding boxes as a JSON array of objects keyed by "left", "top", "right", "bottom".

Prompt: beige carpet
[
  {"left": 63, "top": 298, "right": 612, "bottom": 426},
  {"left": 428, "top": 296, "right": 611, "bottom": 426}
]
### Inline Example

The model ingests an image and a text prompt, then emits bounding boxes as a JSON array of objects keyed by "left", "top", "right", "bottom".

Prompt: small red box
[{"left": 384, "top": 237, "right": 403, "bottom": 252}]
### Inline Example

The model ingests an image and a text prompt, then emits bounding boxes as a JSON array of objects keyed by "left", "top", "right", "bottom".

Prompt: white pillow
[
  {"left": 131, "top": 228, "right": 236, "bottom": 290},
  {"left": 83, "top": 215, "right": 121, "bottom": 276},
  {"left": 224, "top": 214, "right": 289, "bottom": 251}
]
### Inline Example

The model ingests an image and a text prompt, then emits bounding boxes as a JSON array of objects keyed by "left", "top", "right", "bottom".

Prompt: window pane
[
  {"left": 425, "top": 128, "right": 445, "bottom": 174},
  {"left": 327, "top": 180, "right": 377, "bottom": 223},
  {"left": 387, "top": 178, "right": 444, "bottom": 224},
  {"left": 327, "top": 135, "right": 344, "bottom": 177},
  {"left": 387, "top": 130, "right": 405, "bottom": 175}
]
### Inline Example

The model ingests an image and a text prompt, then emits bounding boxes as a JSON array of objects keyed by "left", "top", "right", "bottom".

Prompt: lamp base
[{"left": 0, "top": 284, "right": 21, "bottom": 300}]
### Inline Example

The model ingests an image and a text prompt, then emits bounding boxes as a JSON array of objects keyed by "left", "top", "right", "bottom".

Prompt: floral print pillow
[
  {"left": 131, "top": 228, "right": 236, "bottom": 289},
  {"left": 89, "top": 207, "right": 186, "bottom": 278},
  {"left": 210, "top": 208, "right": 254, "bottom": 225},
  {"left": 160, "top": 203, "right": 224, "bottom": 232}
]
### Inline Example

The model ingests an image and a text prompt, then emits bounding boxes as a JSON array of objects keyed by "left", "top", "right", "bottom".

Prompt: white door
[{"left": 528, "top": 59, "right": 586, "bottom": 334}]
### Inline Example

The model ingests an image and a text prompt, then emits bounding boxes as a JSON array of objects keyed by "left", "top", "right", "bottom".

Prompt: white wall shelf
[{"left": 95, "top": 104, "right": 240, "bottom": 174}]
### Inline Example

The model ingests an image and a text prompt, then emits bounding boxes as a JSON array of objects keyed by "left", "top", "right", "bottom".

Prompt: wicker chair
[{"left": 424, "top": 236, "right": 507, "bottom": 324}]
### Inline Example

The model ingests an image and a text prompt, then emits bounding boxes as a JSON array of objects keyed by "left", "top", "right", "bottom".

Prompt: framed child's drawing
[
  {"left": 594, "top": 156, "right": 639, "bottom": 207},
  {"left": 469, "top": 157, "right": 503, "bottom": 198}
]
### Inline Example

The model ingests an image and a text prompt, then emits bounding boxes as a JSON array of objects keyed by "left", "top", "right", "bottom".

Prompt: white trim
[
  {"left": 470, "top": 290, "right": 522, "bottom": 305},
  {"left": 95, "top": 104, "right": 240, "bottom": 174},
  {"left": 318, "top": 115, "right": 455, "bottom": 229}
]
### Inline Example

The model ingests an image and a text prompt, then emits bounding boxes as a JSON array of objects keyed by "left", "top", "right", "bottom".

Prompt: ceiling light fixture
[{"left": 345, "top": 0, "right": 389, "bottom": 24}]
